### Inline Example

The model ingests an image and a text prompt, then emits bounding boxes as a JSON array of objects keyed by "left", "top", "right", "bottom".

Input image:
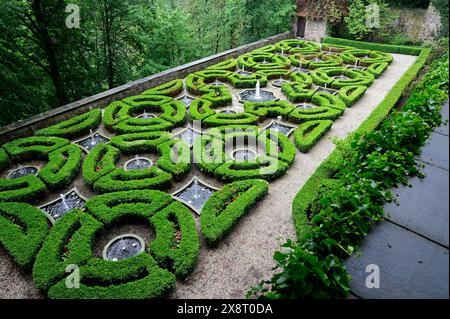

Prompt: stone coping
[{"left": 0, "top": 32, "right": 293, "bottom": 144}]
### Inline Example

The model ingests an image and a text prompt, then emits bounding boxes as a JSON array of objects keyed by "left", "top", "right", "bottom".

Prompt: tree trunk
[{"left": 31, "top": 0, "right": 67, "bottom": 105}]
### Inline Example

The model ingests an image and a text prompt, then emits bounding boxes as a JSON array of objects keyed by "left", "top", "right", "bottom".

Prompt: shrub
[
  {"left": 2, "top": 136, "right": 70, "bottom": 162},
  {"left": 203, "top": 112, "right": 260, "bottom": 127},
  {"left": 200, "top": 85, "right": 233, "bottom": 107},
  {"left": 244, "top": 100, "right": 295, "bottom": 118},
  {"left": 288, "top": 105, "right": 343, "bottom": 124},
  {"left": 0, "top": 202, "right": 49, "bottom": 270},
  {"left": 214, "top": 156, "right": 289, "bottom": 182},
  {"left": 255, "top": 69, "right": 290, "bottom": 80},
  {"left": 290, "top": 53, "right": 343, "bottom": 69},
  {"left": 48, "top": 253, "right": 176, "bottom": 299},
  {"left": 0, "top": 175, "right": 47, "bottom": 203},
  {"left": 33, "top": 210, "right": 103, "bottom": 292},
  {"left": 85, "top": 190, "right": 173, "bottom": 224},
  {"left": 82, "top": 144, "right": 120, "bottom": 186},
  {"left": 150, "top": 201, "right": 200, "bottom": 278},
  {"left": 156, "top": 140, "right": 191, "bottom": 181},
  {"left": 275, "top": 39, "right": 320, "bottom": 54},
  {"left": 206, "top": 59, "right": 238, "bottom": 71},
  {"left": 103, "top": 101, "right": 131, "bottom": 131},
  {"left": 190, "top": 99, "right": 216, "bottom": 121},
  {"left": 338, "top": 85, "right": 368, "bottom": 107},
  {"left": 35, "top": 109, "right": 102, "bottom": 139},
  {"left": 262, "top": 130, "right": 297, "bottom": 165},
  {"left": 113, "top": 117, "right": 174, "bottom": 134},
  {"left": 110, "top": 132, "right": 171, "bottom": 154},
  {"left": 142, "top": 79, "right": 183, "bottom": 97},
  {"left": 281, "top": 82, "right": 316, "bottom": 103},
  {"left": 201, "top": 179, "right": 269, "bottom": 246},
  {"left": 0, "top": 149, "right": 11, "bottom": 171},
  {"left": 227, "top": 73, "right": 268, "bottom": 88},
  {"left": 367, "top": 62, "right": 389, "bottom": 78},
  {"left": 38, "top": 144, "right": 83, "bottom": 190},
  {"left": 293, "top": 120, "right": 334, "bottom": 153},
  {"left": 93, "top": 166, "right": 173, "bottom": 194}
]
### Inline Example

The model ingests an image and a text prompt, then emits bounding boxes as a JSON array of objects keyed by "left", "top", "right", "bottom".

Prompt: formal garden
[{"left": 0, "top": 0, "right": 448, "bottom": 301}]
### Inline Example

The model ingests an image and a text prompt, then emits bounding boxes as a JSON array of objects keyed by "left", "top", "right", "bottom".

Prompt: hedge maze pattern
[{"left": 0, "top": 39, "right": 393, "bottom": 298}]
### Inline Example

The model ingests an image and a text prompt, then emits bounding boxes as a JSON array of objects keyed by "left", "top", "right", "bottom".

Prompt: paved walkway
[{"left": 345, "top": 101, "right": 449, "bottom": 299}]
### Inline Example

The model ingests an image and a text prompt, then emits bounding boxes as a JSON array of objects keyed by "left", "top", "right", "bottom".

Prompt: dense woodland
[{"left": 0, "top": 0, "right": 295, "bottom": 127}]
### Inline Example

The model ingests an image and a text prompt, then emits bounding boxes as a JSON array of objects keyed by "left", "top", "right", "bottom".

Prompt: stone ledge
[{"left": 0, "top": 32, "right": 293, "bottom": 144}]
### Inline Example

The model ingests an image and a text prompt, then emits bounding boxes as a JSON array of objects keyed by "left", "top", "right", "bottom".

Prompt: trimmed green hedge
[
  {"left": 322, "top": 37, "right": 423, "bottom": 55},
  {"left": 290, "top": 53, "right": 343, "bottom": 69},
  {"left": 203, "top": 112, "right": 260, "bottom": 127},
  {"left": 0, "top": 202, "right": 49, "bottom": 270},
  {"left": 288, "top": 104, "right": 343, "bottom": 124},
  {"left": 35, "top": 109, "right": 102, "bottom": 139},
  {"left": 244, "top": 100, "right": 295, "bottom": 118},
  {"left": 110, "top": 131, "right": 171, "bottom": 154},
  {"left": 367, "top": 62, "right": 389, "bottom": 78},
  {"left": 238, "top": 52, "right": 291, "bottom": 71},
  {"left": 0, "top": 149, "right": 11, "bottom": 171},
  {"left": 48, "top": 253, "right": 175, "bottom": 299},
  {"left": 201, "top": 179, "right": 269, "bottom": 246},
  {"left": 293, "top": 120, "right": 333, "bottom": 153},
  {"left": 82, "top": 144, "right": 120, "bottom": 186},
  {"left": 38, "top": 144, "right": 83, "bottom": 190},
  {"left": 310, "top": 67, "right": 374, "bottom": 89},
  {"left": 150, "top": 201, "right": 200, "bottom": 278},
  {"left": 33, "top": 209, "right": 103, "bottom": 292},
  {"left": 281, "top": 82, "right": 316, "bottom": 103},
  {"left": 93, "top": 166, "right": 172, "bottom": 194},
  {"left": 156, "top": 140, "right": 191, "bottom": 181},
  {"left": 227, "top": 72, "right": 268, "bottom": 88},
  {"left": 0, "top": 175, "right": 47, "bottom": 203},
  {"left": 206, "top": 59, "right": 238, "bottom": 71},
  {"left": 142, "top": 79, "right": 183, "bottom": 97},
  {"left": 275, "top": 39, "right": 320, "bottom": 54},
  {"left": 337, "top": 85, "right": 367, "bottom": 107},
  {"left": 2, "top": 136, "right": 70, "bottom": 162},
  {"left": 85, "top": 190, "right": 173, "bottom": 224}
]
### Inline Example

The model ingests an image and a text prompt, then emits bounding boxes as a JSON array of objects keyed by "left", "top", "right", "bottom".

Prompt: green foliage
[
  {"left": 0, "top": 202, "right": 49, "bottom": 270},
  {"left": 142, "top": 80, "right": 184, "bottom": 97},
  {"left": 293, "top": 120, "right": 334, "bottom": 153},
  {"left": 0, "top": 175, "right": 47, "bottom": 203},
  {"left": 82, "top": 144, "right": 120, "bottom": 187},
  {"left": 201, "top": 180, "right": 269, "bottom": 246},
  {"left": 35, "top": 109, "right": 102, "bottom": 139},
  {"left": 110, "top": 132, "right": 171, "bottom": 154},
  {"left": 2, "top": 136, "right": 70, "bottom": 162},
  {"left": 33, "top": 210, "right": 102, "bottom": 292},
  {"left": 38, "top": 145, "right": 83, "bottom": 190},
  {"left": 150, "top": 201, "right": 200, "bottom": 278}
]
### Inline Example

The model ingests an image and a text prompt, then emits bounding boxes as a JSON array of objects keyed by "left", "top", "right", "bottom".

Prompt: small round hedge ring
[
  {"left": 1, "top": 137, "right": 82, "bottom": 202},
  {"left": 194, "top": 129, "right": 295, "bottom": 182},
  {"left": 341, "top": 49, "right": 393, "bottom": 66},
  {"left": 82, "top": 132, "right": 191, "bottom": 193}
]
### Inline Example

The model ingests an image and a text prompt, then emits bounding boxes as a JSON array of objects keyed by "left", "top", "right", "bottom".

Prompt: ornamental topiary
[
  {"left": 0, "top": 175, "right": 47, "bottom": 203},
  {"left": 142, "top": 79, "right": 184, "bottom": 97},
  {"left": 35, "top": 109, "right": 102, "bottom": 139},
  {"left": 2, "top": 136, "right": 70, "bottom": 162},
  {"left": 238, "top": 52, "right": 291, "bottom": 71},
  {"left": 200, "top": 179, "right": 269, "bottom": 246},
  {"left": 0, "top": 202, "right": 49, "bottom": 270},
  {"left": 290, "top": 53, "right": 343, "bottom": 69},
  {"left": 38, "top": 144, "right": 83, "bottom": 190},
  {"left": 275, "top": 39, "right": 320, "bottom": 54},
  {"left": 293, "top": 120, "right": 334, "bottom": 153}
]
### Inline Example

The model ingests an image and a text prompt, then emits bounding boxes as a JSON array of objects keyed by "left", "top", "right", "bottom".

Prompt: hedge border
[{"left": 292, "top": 39, "right": 431, "bottom": 239}]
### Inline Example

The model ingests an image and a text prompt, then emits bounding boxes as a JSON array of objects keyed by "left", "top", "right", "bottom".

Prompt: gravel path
[{"left": 0, "top": 53, "right": 417, "bottom": 299}]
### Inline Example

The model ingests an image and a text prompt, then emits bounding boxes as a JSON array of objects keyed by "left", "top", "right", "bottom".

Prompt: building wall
[{"left": 292, "top": 16, "right": 328, "bottom": 42}]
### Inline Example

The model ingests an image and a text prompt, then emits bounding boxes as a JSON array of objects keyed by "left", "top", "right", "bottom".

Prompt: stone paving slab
[
  {"left": 417, "top": 131, "right": 449, "bottom": 170},
  {"left": 435, "top": 101, "right": 449, "bottom": 136},
  {"left": 385, "top": 163, "right": 449, "bottom": 247},
  {"left": 345, "top": 221, "right": 449, "bottom": 299}
]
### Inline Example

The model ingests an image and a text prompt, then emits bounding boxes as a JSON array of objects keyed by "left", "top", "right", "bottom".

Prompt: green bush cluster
[
  {"left": 142, "top": 79, "right": 184, "bottom": 97},
  {"left": 201, "top": 180, "right": 269, "bottom": 246},
  {"left": 290, "top": 53, "right": 343, "bottom": 69},
  {"left": 293, "top": 120, "right": 334, "bottom": 153},
  {"left": 35, "top": 109, "right": 102, "bottom": 139},
  {"left": 0, "top": 202, "right": 49, "bottom": 270}
]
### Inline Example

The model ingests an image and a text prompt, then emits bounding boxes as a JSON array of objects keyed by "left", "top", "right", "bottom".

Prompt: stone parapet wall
[{"left": 0, "top": 32, "right": 292, "bottom": 144}]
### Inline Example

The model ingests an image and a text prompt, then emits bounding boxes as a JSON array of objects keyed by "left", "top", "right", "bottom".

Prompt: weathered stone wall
[
  {"left": 292, "top": 16, "right": 328, "bottom": 42},
  {"left": 0, "top": 32, "right": 293, "bottom": 144}
]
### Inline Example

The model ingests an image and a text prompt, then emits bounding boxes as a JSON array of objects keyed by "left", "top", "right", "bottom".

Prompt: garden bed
[{"left": 0, "top": 37, "right": 423, "bottom": 299}]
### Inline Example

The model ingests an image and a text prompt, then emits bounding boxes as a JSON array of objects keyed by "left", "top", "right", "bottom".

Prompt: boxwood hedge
[{"left": 200, "top": 179, "right": 269, "bottom": 246}]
